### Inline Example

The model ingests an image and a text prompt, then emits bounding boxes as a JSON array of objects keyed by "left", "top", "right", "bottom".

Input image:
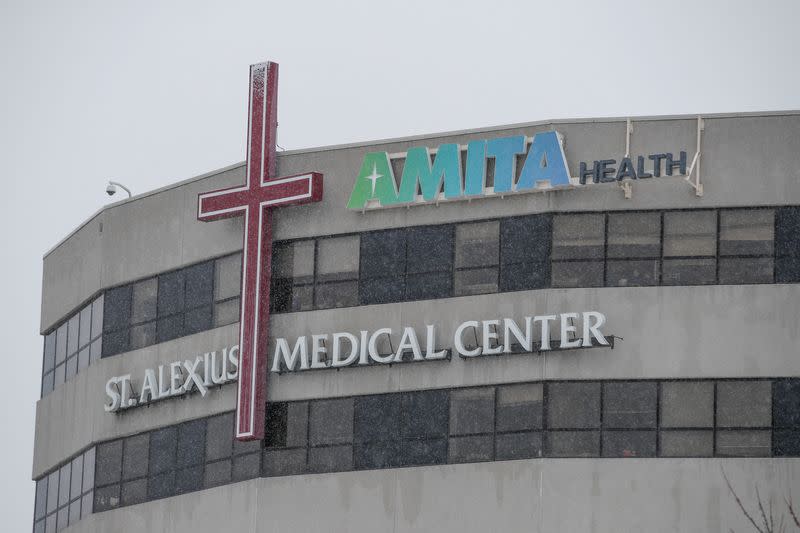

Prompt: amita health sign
[{"left": 347, "top": 130, "right": 688, "bottom": 210}]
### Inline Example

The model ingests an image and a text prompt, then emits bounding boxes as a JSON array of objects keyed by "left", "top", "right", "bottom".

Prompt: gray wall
[{"left": 66, "top": 458, "right": 799, "bottom": 533}]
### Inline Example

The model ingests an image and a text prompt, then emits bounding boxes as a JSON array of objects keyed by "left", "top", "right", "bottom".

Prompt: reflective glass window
[
  {"left": 552, "top": 214, "right": 604, "bottom": 259},
  {"left": 603, "top": 382, "right": 657, "bottom": 428},
  {"left": 214, "top": 253, "right": 242, "bottom": 300},
  {"left": 660, "top": 382, "right": 713, "bottom": 428},
  {"left": 449, "top": 388, "right": 494, "bottom": 435},
  {"left": 716, "top": 381, "right": 771, "bottom": 428},
  {"left": 719, "top": 209, "right": 774, "bottom": 256},
  {"left": 455, "top": 221, "right": 499, "bottom": 268},
  {"left": 607, "top": 212, "right": 661, "bottom": 258},
  {"left": 317, "top": 235, "right": 360, "bottom": 282},
  {"left": 663, "top": 210, "right": 716, "bottom": 257},
  {"left": 547, "top": 382, "right": 601, "bottom": 429}
]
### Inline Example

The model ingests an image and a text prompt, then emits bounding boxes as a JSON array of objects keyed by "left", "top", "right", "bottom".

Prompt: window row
[
  {"left": 33, "top": 447, "right": 94, "bottom": 533},
  {"left": 35, "top": 377, "right": 800, "bottom": 531},
  {"left": 40, "top": 207, "right": 800, "bottom": 397}
]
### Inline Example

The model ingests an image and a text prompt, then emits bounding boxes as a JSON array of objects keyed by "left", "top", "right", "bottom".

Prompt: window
[
  {"left": 359, "top": 229, "right": 405, "bottom": 305},
  {"left": 551, "top": 214, "right": 604, "bottom": 287},
  {"left": 547, "top": 382, "right": 601, "bottom": 429},
  {"left": 315, "top": 235, "right": 359, "bottom": 309},
  {"left": 603, "top": 382, "right": 657, "bottom": 429},
  {"left": 660, "top": 430, "right": 714, "bottom": 457},
  {"left": 602, "top": 430, "right": 656, "bottom": 457},
  {"left": 605, "top": 204, "right": 660, "bottom": 286},
  {"left": 776, "top": 207, "right": 800, "bottom": 282},
  {"left": 33, "top": 448, "right": 95, "bottom": 532},
  {"left": 500, "top": 215, "right": 551, "bottom": 291},
  {"left": 716, "top": 381, "right": 771, "bottom": 428},
  {"left": 720, "top": 209, "right": 774, "bottom": 255},
  {"left": 309, "top": 398, "right": 354, "bottom": 446},
  {"left": 659, "top": 382, "right": 714, "bottom": 457},
  {"left": 214, "top": 253, "right": 241, "bottom": 326},
  {"left": 449, "top": 388, "right": 494, "bottom": 435},
  {"left": 663, "top": 210, "right": 716, "bottom": 285},
  {"left": 454, "top": 221, "right": 499, "bottom": 295},
  {"left": 496, "top": 383, "right": 543, "bottom": 432},
  {"left": 406, "top": 225, "right": 453, "bottom": 300}
]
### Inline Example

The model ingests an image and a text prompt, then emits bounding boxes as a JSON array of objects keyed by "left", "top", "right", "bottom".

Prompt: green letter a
[{"left": 347, "top": 152, "right": 399, "bottom": 209}]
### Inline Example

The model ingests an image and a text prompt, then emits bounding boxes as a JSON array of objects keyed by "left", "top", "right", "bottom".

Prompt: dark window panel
[
  {"left": 34, "top": 478, "right": 47, "bottom": 519},
  {"left": 551, "top": 261, "right": 604, "bottom": 288},
  {"left": 185, "top": 261, "right": 214, "bottom": 308},
  {"left": 663, "top": 210, "right": 717, "bottom": 257},
  {"left": 214, "top": 298, "right": 240, "bottom": 327},
  {"left": 605, "top": 260, "right": 659, "bottom": 287},
  {"left": 454, "top": 267, "right": 498, "bottom": 296},
  {"left": 547, "top": 382, "right": 601, "bottom": 429},
  {"left": 449, "top": 387, "right": 494, "bottom": 436},
  {"left": 34, "top": 519, "right": 44, "bottom": 533},
  {"left": 662, "top": 258, "right": 716, "bottom": 286},
  {"left": 233, "top": 436, "right": 262, "bottom": 456},
  {"left": 776, "top": 255, "right": 800, "bottom": 283},
  {"left": 45, "top": 514, "right": 56, "bottom": 533},
  {"left": 314, "top": 281, "right": 359, "bottom": 310},
  {"left": 89, "top": 339, "right": 102, "bottom": 364},
  {"left": 718, "top": 258, "right": 773, "bottom": 284},
  {"left": 500, "top": 262, "right": 549, "bottom": 292},
  {"left": 407, "top": 225, "right": 454, "bottom": 274},
  {"left": 360, "top": 229, "right": 407, "bottom": 278},
  {"left": 602, "top": 430, "right": 656, "bottom": 457},
  {"left": 307, "top": 445, "right": 353, "bottom": 474},
  {"left": 552, "top": 214, "right": 604, "bottom": 260},
  {"left": 773, "top": 430, "right": 800, "bottom": 456},
  {"left": 46, "top": 471, "right": 58, "bottom": 514},
  {"left": 177, "top": 419, "right": 206, "bottom": 468},
  {"left": 157, "top": 270, "right": 185, "bottom": 316},
  {"left": 78, "top": 304, "right": 92, "bottom": 348},
  {"left": 148, "top": 427, "right": 177, "bottom": 476},
  {"left": 43, "top": 332, "right": 56, "bottom": 373},
  {"left": 156, "top": 314, "right": 184, "bottom": 344},
  {"left": 55, "top": 323, "right": 68, "bottom": 365},
  {"left": 263, "top": 449, "right": 306, "bottom": 477},
  {"left": 65, "top": 355, "right": 77, "bottom": 382},
  {"left": 774, "top": 379, "right": 800, "bottom": 428},
  {"left": 501, "top": 214, "right": 552, "bottom": 265},
  {"left": 660, "top": 382, "right": 714, "bottom": 428},
  {"left": 359, "top": 277, "right": 405, "bottom": 305},
  {"left": 95, "top": 440, "right": 123, "bottom": 486},
  {"left": 719, "top": 209, "right": 774, "bottom": 256},
  {"left": 93, "top": 484, "right": 120, "bottom": 512},
  {"left": 607, "top": 212, "right": 661, "bottom": 258},
  {"left": 317, "top": 235, "right": 360, "bottom": 282},
  {"left": 716, "top": 430, "right": 771, "bottom": 457},
  {"left": 41, "top": 372, "right": 54, "bottom": 397},
  {"left": 147, "top": 471, "right": 175, "bottom": 500},
  {"left": 53, "top": 363, "right": 65, "bottom": 389},
  {"left": 401, "top": 390, "right": 449, "bottom": 439},
  {"left": 354, "top": 440, "right": 401, "bottom": 470},
  {"left": 546, "top": 431, "right": 600, "bottom": 457},
  {"left": 286, "top": 402, "right": 309, "bottom": 448},
  {"left": 309, "top": 398, "right": 354, "bottom": 446},
  {"left": 57, "top": 463, "right": 70, "bottom": 506},
  {"left": 77, "top": 347, "right": 90, "bottom": 372},
  {"left": 129, "top": 322, "right": 156, "bottom": 351},
  {"left": 215, "top": 253, "right": 243, "bottom": 301},
  {"left": 82, "top": 447, "right": 95, "bottom": 492},
  {"left": 603, "top": 382, "right": 657, "bottom": 429},
  {"left": 120, "top": 479, "right": 147, "bottom": 506},
  {"left": 497, "top": 383, "right": 543, "bottom": 432},
  {"left": 80, "top": 491, "right": 93, "bottom": 519},
  {"left": 206, "top": 413, "right": 233, "bottom": 461},
  {"left": 354, "top": 394, "right": 401, "bottom": 443},
  {"left": 495, "top": 432, "right": 543, "bottom": 460},
  {"left": 716, "top": 381, "right": 771, "bottom": 428},
  {"left": 400, "top": 438, "right": 447, "bottom": 467},
  {"left": 122, "top": 434, "right": 149, "bottom": 481},
  {"left": 659, "top": 430, "right": 714, "bottom": 457},
  {"left": 776, "top": 206, "right": 800, "bottom": 257},
  {"left": 57, "top": 507, "right": 68, "bottom": 530},
  {"left": 273, "top": 241, "right": 315, "bottom": 282},
  {"left": 184, "top": 305, "right": 213, "bottom": 335},
  {"left": 265, "top": 403, "right": 288, "bottom": 448},
  {"left": 68, "top": 501, "right": 80, "bottom": 527},
  {"left": 131, "top": 278, "right": 157, "bottom": 324},
  {"left": 449, "top": 435, "right": 494, "bottom": 464},
  {"left": 67, "top": 315, "right": 80, "bottom": 356},
  {"left": 102, "top": 330, "right": 129, "bottom": 358},
  {"left": 271, "top": 280, "right": 313, "bottom": 313},
  {"left": 91, "top": 296, "right": 104, "bottom": 339},
  {"left": 204, "top": 460, "right": 232, "bottom": 488},
  {"left": 406, "top": 272, "right": 452, "bottom": 301},
  {"left": 455, "top": 221, "right": 499, "bottom": 268},
  {"left": 175, "top": 466, "right": 204, "bottom": 495},
  {"left": 103, "top": 286, "right": 131, "bottom": 333}
]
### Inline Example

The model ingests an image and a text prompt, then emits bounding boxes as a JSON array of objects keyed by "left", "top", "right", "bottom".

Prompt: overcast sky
[{"left": 1, "top": 0, "right": 799, "bottom": 529}]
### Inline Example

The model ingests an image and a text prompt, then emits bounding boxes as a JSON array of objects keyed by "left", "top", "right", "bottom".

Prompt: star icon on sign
[{"left": 366, "top": 162, "right": 382, "bottom": 197}]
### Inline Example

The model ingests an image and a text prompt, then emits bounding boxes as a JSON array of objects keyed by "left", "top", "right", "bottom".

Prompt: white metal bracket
[
  {"left": 620, "top": 118, "right": 634, "bottom": 199},
  {"left": 685, "top": 116, "right": 704, "bottom": 197}
]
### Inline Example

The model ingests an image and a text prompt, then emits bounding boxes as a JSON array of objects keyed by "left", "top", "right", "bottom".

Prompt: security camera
[
  {"left": 105, "top": 181, "right": 131, "bottom": 198},
  {"left": 106, "top": 183, "right": 117, "bottom": 196}
]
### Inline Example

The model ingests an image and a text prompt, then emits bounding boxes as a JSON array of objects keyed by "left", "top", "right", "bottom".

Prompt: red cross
[{"left": 197, "top": 61, "right": 323, "bottom": 441}]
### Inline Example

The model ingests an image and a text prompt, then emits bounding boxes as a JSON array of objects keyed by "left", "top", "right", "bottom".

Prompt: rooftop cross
[{"left": 197, "top": 61, "right": 323, "bottom": 441}]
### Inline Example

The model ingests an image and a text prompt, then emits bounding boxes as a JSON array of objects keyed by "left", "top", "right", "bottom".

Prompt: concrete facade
[{"left": 34, "top": 111, "right": 800, "bottom": 532}]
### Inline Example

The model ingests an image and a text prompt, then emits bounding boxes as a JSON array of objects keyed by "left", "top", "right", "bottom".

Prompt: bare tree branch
[
  {"left": 756, "top": 487, "right": 771, "bottom": 531},
  {"left": 785, "top": 495, "right": 800, "bottom": 528},
  {"left": 723, "top": 469, "right": 767, "bottom": 533}
]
